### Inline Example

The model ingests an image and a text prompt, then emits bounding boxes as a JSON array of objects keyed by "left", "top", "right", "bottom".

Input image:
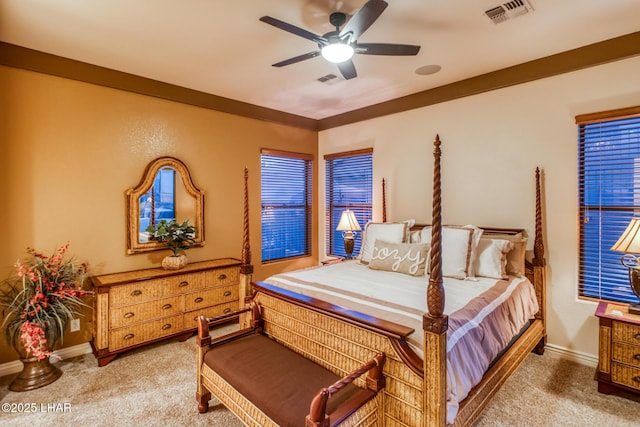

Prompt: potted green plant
[
  {"left": 0, "top": 243, "right": 91, "bottom": 391},
  {"left": 146, "top": 219, "right": 197, "bottom": 269}
]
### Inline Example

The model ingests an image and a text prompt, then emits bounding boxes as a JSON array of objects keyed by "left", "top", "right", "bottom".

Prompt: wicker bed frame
[{"left": 204, "top": 135, "right": 546, "bottom": 426}]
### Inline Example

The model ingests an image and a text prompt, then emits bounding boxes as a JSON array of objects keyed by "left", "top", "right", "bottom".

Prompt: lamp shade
[
  {"left": 611, "top": 218, "right": 640, "bottom": 254},
  {"left": 336, "top": 210, "right": 361, "bottom": 232}
]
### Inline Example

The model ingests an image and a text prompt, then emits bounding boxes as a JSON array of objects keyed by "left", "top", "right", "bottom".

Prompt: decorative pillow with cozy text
[{"left": 368, "top": 240, "right": 429, "bottom": 277}]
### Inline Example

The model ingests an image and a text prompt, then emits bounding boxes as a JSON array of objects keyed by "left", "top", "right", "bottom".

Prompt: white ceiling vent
[{"left": 485, "top": 0, "right": 534, "bottom": 24}]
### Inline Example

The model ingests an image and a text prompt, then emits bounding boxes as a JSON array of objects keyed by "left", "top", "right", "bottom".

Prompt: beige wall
[
  {"left": 319, "top": 56, "right": 640, "bottom": 360},
  {"left": 0, "top": 65, "right": 318, "bottom": 363},
  {"left": 2, "top": 54, "right": 639, "bottom": 365}
]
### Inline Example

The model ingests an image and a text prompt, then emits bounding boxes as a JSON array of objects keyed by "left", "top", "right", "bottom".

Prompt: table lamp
[
  {"left": 336, "top": 209, "right": 361, "bottom": 260},
  {"left": 611, "top": 217, "right": 640, "bottom": 314}
]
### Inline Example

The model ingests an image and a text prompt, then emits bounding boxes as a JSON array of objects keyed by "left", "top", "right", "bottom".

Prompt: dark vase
[{"left": 10, "top": 328, "right": 62, "bottom": 392}]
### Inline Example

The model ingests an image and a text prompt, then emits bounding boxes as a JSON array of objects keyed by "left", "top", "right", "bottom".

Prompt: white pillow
[
  {"left": 462, "top": 224, "right": 484, "bottom": 277},
  {"left": 480, "top": 232, "right": 528, "bottom": 276},
  {"left": 411, "top": 225, "right": 429, "bottom": 244},
  {"left": 402, "top": 219, "right": 416, "bottom": 242},
  {"left": 473, "top": 239, "right": 515, "bottom": 280},
  {"left": 402, "top": 218, "right": 416, "bottom": 228},
  {"left": 359, "top": 222, "right": 408, "bottom": 264},
  {"left": 420, "top": 226, "right": 476, "bottom": 279}
]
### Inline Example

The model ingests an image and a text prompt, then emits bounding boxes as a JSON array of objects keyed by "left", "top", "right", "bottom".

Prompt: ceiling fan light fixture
[
  {"left": 261, "top": 1, "right": 420, "bottom": 79},
  {"left": 321, "top": 43, "right": 354, "bottom": 63}
]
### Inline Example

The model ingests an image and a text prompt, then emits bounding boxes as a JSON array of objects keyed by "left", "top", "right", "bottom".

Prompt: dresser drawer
[
  {"left": 612, "top": 320, "right": 640, "bottom": 345},
  {"left": 109, "top": 296, "right": 182, "bottom": 329},
  {"left": 185, "top": 284, "right": 239, "bottom": 312},
  {"left": 110, "top": 279, "right": 164, "bottom": 307},
  {"left": 612, "top": 342, "right": 640, "bottom": 367},
  {"left": 183, "top": 301, "right": 239, "bottom": 329},
  {"left": 162, "top": 273, "right": 205, "bottom": 295},
  {"left": 109, "top": 314, "right": 183, "bottom": 351},
  {"left": 205, "top": 267, "right": 239, "bottom": 286},
  {"left": 611, "top": 362, "right": 640, "bottom": 391}
]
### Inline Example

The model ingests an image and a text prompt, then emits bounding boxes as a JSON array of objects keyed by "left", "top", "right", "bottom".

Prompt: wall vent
[{"left": 485, "top": 0, "right": 533, "bottom": 24}]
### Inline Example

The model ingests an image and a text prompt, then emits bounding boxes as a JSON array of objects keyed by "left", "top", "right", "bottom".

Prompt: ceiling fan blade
[
  {"left": 355, "top": 43, "right": 421, "bottom": 56},
  {"left": 272, "top": 51, "right": 321, "bottom": 67},
  {"left": 340, "top": 0, "right": 388, "bottom": 40},
  {"left": 337, "top": 60, "right": 357, "bottom": 80},
  {"left": 260, "top": 16, "right": 327, "bottom": 45}
]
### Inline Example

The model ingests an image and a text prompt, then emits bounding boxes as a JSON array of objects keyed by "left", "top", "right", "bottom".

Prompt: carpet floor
[{"left": 1, "top": 324, "right": 639, "bottom": 426}]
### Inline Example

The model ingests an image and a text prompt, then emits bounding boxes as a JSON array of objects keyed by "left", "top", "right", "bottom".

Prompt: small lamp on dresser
[
  {"left": 611, "top": 217, "right": 640, "bottom": 314},
  {"left": 336, "top": 209, "right": 361, "bottom": 260}
]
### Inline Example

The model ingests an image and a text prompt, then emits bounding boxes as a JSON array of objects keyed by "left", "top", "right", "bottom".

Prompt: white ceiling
[{"left": 2, "top": 0, "right": 640, "bottom": 120}]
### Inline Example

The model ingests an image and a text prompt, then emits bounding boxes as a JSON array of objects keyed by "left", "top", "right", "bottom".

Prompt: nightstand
[
  {"left": 321, "top": 257, "right": 344, "bottom": 265},
  {"left": 595, "top": 301, "right": 640, "bottom": 395}
]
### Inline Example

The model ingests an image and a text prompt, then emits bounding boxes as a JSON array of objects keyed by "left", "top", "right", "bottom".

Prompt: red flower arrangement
[{"left": 1, "top": 244, "right": 91, "bottom": 360}]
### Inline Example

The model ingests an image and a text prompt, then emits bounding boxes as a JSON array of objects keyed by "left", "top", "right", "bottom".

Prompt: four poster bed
[{"left": 196, "top": 135, "right": 547, "bottom": 426}]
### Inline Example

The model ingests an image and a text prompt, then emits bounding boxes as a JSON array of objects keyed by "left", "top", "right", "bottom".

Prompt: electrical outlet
[{"left": 70, "top": 318, "right": 80, "bottom": 332}]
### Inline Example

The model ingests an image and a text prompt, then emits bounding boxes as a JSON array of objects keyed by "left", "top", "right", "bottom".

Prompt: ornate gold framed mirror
[{"left": 126, "top": 157, "right": 204, "bottom": 254}]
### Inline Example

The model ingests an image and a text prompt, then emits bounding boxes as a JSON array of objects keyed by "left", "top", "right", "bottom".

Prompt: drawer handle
[
  {"left": 179, "top": 281, "right": 189, "bottom": 287},
  {"left": 161, "top": 323, "right": 172, "bottom": 330},
  {"left": 223, "top": 307, "right": 231, "bottom": 314},
  {"left": 634, "top": 376, "right": 640, "bottom": 383},
  {"left": 194, "top": 297, "right": 204, "bottom": 303},
  {"left": 131, "top": 290, "right": 142, "bottom": 296},
  {"left": 634, "top": 354, "right": 640, "bottom": 361},
  {"left": 162, "top": 303, "right": 172, "bottom": 310},
  {"left": 123, "top": 333, "right": 135, "bottom": 340},
  {"left": 635, "top": 333, "right": 640, "bottom": 341},
  {"left": 218, "top": 274, "right": 227, "bottom": 280},
  {"left": 123, "top": 312, "right": 135, "bottom": 319},
  {"left": 223, "top": 290, "right": 232, "bottom": 297}
]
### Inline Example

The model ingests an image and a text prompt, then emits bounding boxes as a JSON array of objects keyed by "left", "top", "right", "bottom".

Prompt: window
[
  {"left": 578, "top": 107, "right": 640, "bottom": 304},
  {"left": 261, "top": 150, "right": 313, "bottom": 262},
  {"left": 325, "top": 149, "right": 373, "bottom": 258}
]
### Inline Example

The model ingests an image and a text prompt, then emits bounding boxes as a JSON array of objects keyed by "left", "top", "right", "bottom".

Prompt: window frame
[
  {"left": 260, "top": 149, "right": 313, "bottom": 263},
  {"left": 577, "top": 106, "right": 640, "bottom": 304},
  {"left": 325, "top": 148, "right": 373, "bottom": 258}
]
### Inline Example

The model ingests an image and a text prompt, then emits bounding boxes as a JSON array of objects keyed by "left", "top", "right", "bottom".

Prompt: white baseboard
[
  {"left": 544, "top": 343, "right": 598, "bottom": 368},
  {"left": 0, "top": 342, "right": 93, "bottom": 378}
]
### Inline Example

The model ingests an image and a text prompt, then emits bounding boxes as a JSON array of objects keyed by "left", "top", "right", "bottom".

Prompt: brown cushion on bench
[{"left": 204, "top": 333, "right": 363, "bottom": 427}]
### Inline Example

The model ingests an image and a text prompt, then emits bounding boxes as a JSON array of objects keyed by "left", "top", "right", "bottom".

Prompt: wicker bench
[{"left": 196, "top": 303, "right": 386, "bottom": 427}]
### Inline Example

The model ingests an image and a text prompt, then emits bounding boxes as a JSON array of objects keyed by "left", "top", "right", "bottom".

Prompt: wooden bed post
[
  {"left": 196, "top": 315, "right": 212, "bottom": 413},
  {"left": 382, "top": 178, "right": 387, "bottom": 223},
  {"left": 532, "top": 167, "right": 547, "bottom": 354},
  {"left": 423, "top": 135, "right": 448, "bottom": 427},
  {"left": 239, "top": 167, "right": 254, "bottom": 307}
]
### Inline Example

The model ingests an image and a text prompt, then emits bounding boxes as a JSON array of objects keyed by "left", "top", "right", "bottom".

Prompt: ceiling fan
[{"left": 259, "top": 0, "right": 420, "bottom": 80}]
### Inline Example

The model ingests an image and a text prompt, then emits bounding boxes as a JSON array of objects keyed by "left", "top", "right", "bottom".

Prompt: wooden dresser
[
  {"left": 595, "top": 301, "right": 640, "bottom": 395},
  {"left": 91, "top": 258, "right": 241, "bottom": 366}
]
